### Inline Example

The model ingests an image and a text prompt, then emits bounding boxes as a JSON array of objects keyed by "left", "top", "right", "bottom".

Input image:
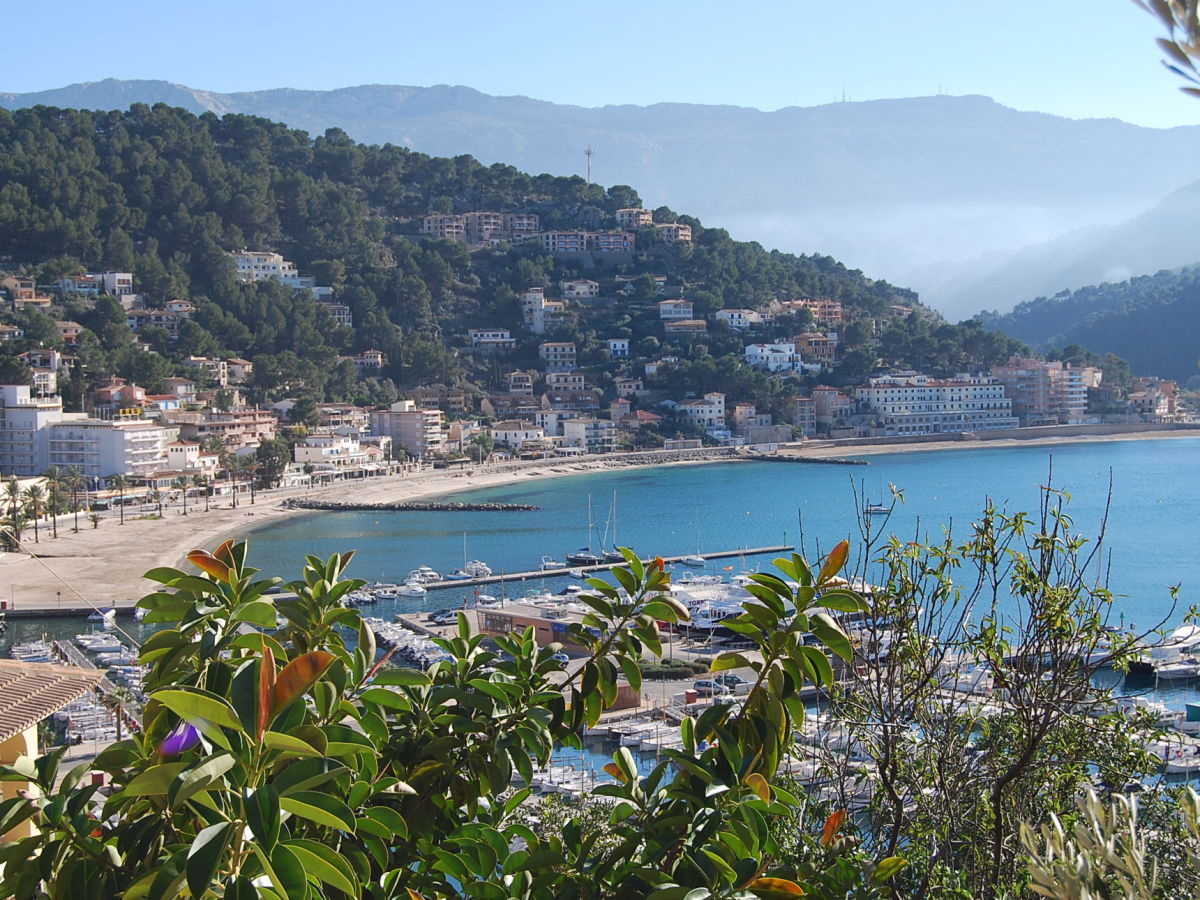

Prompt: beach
[{"left": 2, "top": 426, "right": 1196, "bottom": 615}]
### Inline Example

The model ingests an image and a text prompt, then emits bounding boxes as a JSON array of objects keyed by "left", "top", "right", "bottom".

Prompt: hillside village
[{"left": 0, "top": 206, "right": 1188, "bottom": 501}]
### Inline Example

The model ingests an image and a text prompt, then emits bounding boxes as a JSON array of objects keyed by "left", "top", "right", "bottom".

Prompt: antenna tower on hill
[{"left": 585, "top": 146, "right": 594, "bottom": 183}]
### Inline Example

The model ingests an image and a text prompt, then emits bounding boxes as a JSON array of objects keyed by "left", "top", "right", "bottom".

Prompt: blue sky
[{"left": 5, "top": 0, "right": 1197, "bottom": 128}]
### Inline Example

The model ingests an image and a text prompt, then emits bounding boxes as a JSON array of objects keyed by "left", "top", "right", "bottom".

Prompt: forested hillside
[
  {"left": 0, "top": 103, "right": 1026, "bottom": 414},
  {"left": 978, "top": 267, "right": 1200, "bottom": 384}
]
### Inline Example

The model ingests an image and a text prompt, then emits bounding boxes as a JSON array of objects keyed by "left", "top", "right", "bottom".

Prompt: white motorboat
[
  {"left": 680, "top": 555, "right": 706, "bottom": 567},
  {"left": 397, "top": 582, "right": 427, "bottom": 598},
  {"left": 407, "top": 567, "right": 442, "bottom": 583},
  {"left": 475, "top": 594, "right": 501, "bottom": 609},
  {"left": 87, "top": 607, "right": 117, "bottom": 627},
  {"left": 1156, "top": 657, "right": 1200, "bottom": 682},
  {"left": 539, "top": 555, "right": 565, "bottom": 571}
]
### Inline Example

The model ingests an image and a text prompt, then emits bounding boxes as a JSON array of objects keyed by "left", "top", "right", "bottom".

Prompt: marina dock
[{"left": 419, "top": 545, "right": 796, "bottom": 590}]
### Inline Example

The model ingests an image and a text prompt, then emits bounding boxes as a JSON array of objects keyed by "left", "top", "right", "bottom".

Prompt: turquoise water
[{"left": 244, "top": 437, "right": 1200, "bottom": 628}]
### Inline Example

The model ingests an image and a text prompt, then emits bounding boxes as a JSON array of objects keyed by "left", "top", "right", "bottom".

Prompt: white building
[
  {"left": 855, "top": 373, "right": 1020, "bottom": 435},
  {"left": 58, "top": 272, "right": 134, "bottom": 297},
  {"left": 489, "top": 420, "right": 545, "bottom": 448},
  {"left": 745, "top": 343, "right": 799, "bottom": 373},
  {"left": 45, "top": 418, "right": 170, "bottom": 478},
  {"left": 0, "top": 386, "right": 77, "bottom": 474},
  {"left": 560, "top": 279, "right": 599, "bottom": 299},
  {"left": 716, "top": 309, "right": 762, "bottom": 330},
  {"left": 676, "top": 392, "right": 726, "bottom": 434},
  {"left": 658, "top": 299, "right": 694, "bottom": 320},
  {"left": 606, "top": 338, "right": 630, "bottom": 359},
  {"left": 562, "top": 417, "right": 616, "bottom": 454},
  {"left": 533, "top": 409, "right": 579, "bottom": 437},
  {"left": 166, "top": 441, "right": 220, "bottom": 473},
  {"left": 369, "top": 400, "right": 446, "bottom": 459},
  {"left": 232, "top": 251, "right": 300, "bottom": 284},
  {"left": 615, "top": 208, "right": 653, "bottom": 229},
  {"left": 293, "top": 434, "right": 369, "bottom": 470},
  {"left": 469, "top": 329, "right": 517, "bottom": 353}
]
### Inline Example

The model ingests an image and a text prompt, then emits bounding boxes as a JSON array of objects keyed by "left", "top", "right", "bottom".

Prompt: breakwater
[
  {"left": 283, "top": 499, "right": 539, "bottom": 512},
  {"left": 747, "top": 453, "right": 867, "bottom": 466}
]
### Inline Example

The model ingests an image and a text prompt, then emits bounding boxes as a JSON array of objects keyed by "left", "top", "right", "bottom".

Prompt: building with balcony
[
  {"left": 989, "top": 356, "right": 1097, "bottom": 426},
  {"left": 369, "top": 400, "right": 446, "bottom": 459},
  {"left": 615, "top": 208, "right": 654, "bottom": 229},
  {"left": 560, "top": 279, "right": 600, "bottom": 299},
  {"left": 856, "top": 373, "right": 1019, "bottom": 435},
  {"left": 538, "top": 342, "right": 577, "bottom": 372},
  {"left": 658, "top": 299, "right": 694, "bottom": 320},
  {"left": 606, "top": 338, "right": 630, "bottom": 359},
  {"left": 231, "top": 251, "right": 300, "bottom": 283},
  {"left": 469, "top": 328, "right": 518, "bottom": 353},
  {"left": 716, "top": 309, "right": 762, "bottom": 330},
  {"left": 489, "top": 420, "right": 546, "bottom": 448},
  {"left": 293, "top": 434, "right": 369, "bottom": 471},
  {"left": 169, "top": 408, "right": 277, "bottom": 452},
  {"left": 675, "top": 392, "right": 726, "bottom": 432},
  {"left": 562, "top": 417, "right": 616, "bottom": 454},
  {"left": 540, "top": 231, "right": 589, "bottom": 253},
  {"left": 656, "top": 222, "right": 693, "bottom": 243},
  {"left": 745, "top": 343, "right": 799, "bottom": 372}
]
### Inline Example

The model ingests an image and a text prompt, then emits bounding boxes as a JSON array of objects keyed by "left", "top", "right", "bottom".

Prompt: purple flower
[{"left": 161, "top": 722, "right": 201, "bottom": 756}]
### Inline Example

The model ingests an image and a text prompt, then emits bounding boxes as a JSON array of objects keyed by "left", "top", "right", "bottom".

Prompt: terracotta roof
[{"left": 0, "top": 660, "right": 104, "bottom": 744}]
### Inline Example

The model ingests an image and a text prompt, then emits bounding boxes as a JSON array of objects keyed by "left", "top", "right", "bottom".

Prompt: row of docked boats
[{"left": 362, "top": 617, "right": 453, "bottom": 669}]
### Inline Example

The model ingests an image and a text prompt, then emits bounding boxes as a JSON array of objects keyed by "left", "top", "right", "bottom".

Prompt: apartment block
[
  {"left": 231, "top": 251, "right": 299, "bottom": 283},
  {"left": 562, "top": 417, "right": 616, "bottom": 454},
  {"left": 989, "top": 356, "right": 1097, "bottom": 426},
  {"left": 615, "top": 208, "right": 653, "bottom": 229},
  {"left": 560, "top": 279, "right": 600, "bottom": 299},
  {"left": 658, "top": 299, "right": 694, "bottom": 320},
  {"left": 676, "top": 392, "right": 726, "bottom": 431},
  {"left": 856, "top": 373, "right": 1019, "bottom": 435},
  {"left": 716, "top": 309, "right": 762, "bottom": 330},
  {"left": 538, "top": 342, "right": 577, "bottom": 372},
  {"left": 469, "top": 328, "right": 517, "bottom": 353},
  {"left": 656, "top": 223, "right": 693, "bottom": 243},
  {"left": 369, "top": 400, "right": 446, "bottom": 459}
]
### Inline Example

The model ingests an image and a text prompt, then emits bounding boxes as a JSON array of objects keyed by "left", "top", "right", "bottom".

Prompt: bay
[{"left": 246, "top": 437, "right": 1200, "bottom": 630}]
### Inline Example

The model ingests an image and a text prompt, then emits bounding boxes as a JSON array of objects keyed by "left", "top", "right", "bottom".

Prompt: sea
[{"left": 7, "top": 437, "right": 1200, "bottom": 778}]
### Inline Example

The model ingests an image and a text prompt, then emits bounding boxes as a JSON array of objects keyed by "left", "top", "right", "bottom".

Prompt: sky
[{"left": 4, "top": 0, "right": 1198, "bottom": 129}]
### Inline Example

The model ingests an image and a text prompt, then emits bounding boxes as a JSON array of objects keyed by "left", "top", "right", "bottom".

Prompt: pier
[
  {"left": 52, "top": 639, "right": 143, "bottom": 730},
  {"left": 283, "top": 499, "right": 540, "bottom": 512},
  {"left": 418, "top": 545, "right": 796, "bottom": 590}
]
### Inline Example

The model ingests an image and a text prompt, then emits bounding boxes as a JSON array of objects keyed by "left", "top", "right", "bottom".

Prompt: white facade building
[
  {"left": 676, "top": 392, "right": 726, "bottom": 434},
  {"left": 232, "top": 251, "right": 300, "bottom": 284},
  {"left": 293, "top": 434, "right": 369, "bottom": 470},
  {"left": 855, "top": 373, "right": 1019, "bottom": 435},
  {"left": 745, "top": 343, "right": 799, "bottom": 373},
  {"left": 561, "top": 417, "right": 616, "bottom": 454},
  {"left": 45, "top": 418, "right": 170, "bottom": 478},
  {"left": 489, "top": 420, "right": 546, "bottom": 447}
]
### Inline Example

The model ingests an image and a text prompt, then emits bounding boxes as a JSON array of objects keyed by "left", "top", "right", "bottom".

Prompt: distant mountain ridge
[
  {"left": 7, "top": 78, "right": 1200, "bottom": 319},
  {"left": 978, "top": 266, "right": 1200, "bottom": 383}
]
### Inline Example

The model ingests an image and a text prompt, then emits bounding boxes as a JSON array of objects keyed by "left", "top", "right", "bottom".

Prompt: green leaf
[
  {"left": 711, "top": 652, "right": 754, "bottom": 672},
  {"left": 123, "top": 762, "right": 188, "bottom": 796},
  {"left": 280, "top": 790, "right": 356, "bottom": 832},
  {"left": 245, "top": 784, "right": 280, "bottom": 852},
  {"left": 154, "top": 689, "right": 244, "bottom": 732},
  {"left": 809, "top": 612, "right": 853, "bottom": 663},
  {"left": 263, "top": 731, "right": 323, "bottom": 758},
  {"left": 185, "top": 821, "right": 234, "bottom": 898},
  {"left": 364, "top": 805, "right": 409, "bottom": 839},
  {"left": 284, "top": 840, "right": 359, "bottom": 896},
  {"left": 268, "top": 844, "right": 308, "bottom": 899},
  {"left": 232, "top": 599, "right": 280, "bottom": 628},
  {"left": 168, "top": 753, "right": 236, "bottom": 809},
  {"left": 368, "top": 667, "right": 430, "bottom": 687},
  {"left": 871, "top": 856, "right": 907, "bottom": 885}
]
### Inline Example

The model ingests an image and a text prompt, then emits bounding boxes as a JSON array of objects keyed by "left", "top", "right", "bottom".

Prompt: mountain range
[{"left": 5, "top": 78, "right": 1200, "bottom": 320}]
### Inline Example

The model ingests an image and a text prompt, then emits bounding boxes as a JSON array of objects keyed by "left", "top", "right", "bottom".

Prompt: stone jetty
[{"left": 283, "top": 499, "right": 539, "bottom": 512}]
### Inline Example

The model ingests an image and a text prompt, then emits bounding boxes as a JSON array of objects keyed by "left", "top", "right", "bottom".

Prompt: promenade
[{"left": 0, "top": 426, "right": 1195, "bottom": 616}]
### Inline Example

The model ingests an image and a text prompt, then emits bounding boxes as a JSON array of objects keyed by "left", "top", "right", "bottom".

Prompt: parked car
[
  {"left": 550, "top": 652, "right": 570, "bottom": 665},
  {"left": 692, "top": 679, "right": 734, "bottom": 697},
  {"left": 710, "top": 676, "right": 748, "bottom": 691},
  {"left": 429, "top": 609, "right": 459, "bottom": 626}
]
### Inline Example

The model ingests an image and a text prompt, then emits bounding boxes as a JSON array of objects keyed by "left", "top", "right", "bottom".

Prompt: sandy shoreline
[{"left": 2, "top": 427, "right": 1196, "bottom": 616}]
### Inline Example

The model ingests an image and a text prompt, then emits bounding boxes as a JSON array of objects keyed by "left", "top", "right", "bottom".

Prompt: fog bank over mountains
[{"left": 5, "top": 78, "right": 1200, "bottom": 320}]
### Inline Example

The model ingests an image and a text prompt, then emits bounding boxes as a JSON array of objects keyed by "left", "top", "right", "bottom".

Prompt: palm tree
[
  {"left": 100, "top": 687, "right": 138, "bottom": 741},
  {"left": 148, "top": 489, "right": 164, "bottom": 518},
  {"left": 193, "top": 474, "right": 210, "bottom": 512},
  {"left": 22, "top": 484, "right": 45, "bottom": 544},
  {"left": 109, "top": 474, "right": 128, "bottom": 525},
  {"left": 88, "top": 513, "right": 101, "bottom": 530},
  {"left": 42, "top": 466, "right": 61, "bottom": 539},
  {"left": 173, "top": 477, "right": 189, "bottom": 516},
  {"left": 63, "top": 466, "right": 84, "bottom": 533},
  {"left": 3, "top": 478, "right": 24, "bottom": 546},
  {"left": 244, "top": 460, "right": 260, "bottom": 505}
]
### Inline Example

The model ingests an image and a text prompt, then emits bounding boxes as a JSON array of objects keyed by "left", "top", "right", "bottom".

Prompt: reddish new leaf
[
  {"left": 187, "top": 550, "right": 230, "bottom": 581},
  {"left": 821, "top": 809, "right": 846, "bottom": 848},
  {"left": 270, "top": 651, "right": 336, "bottom": 716},
  {"left": 816, "top": 540, "right": 849, "bottom": 585},
  {"left": 749, "top": 877, "right": 806, "bottom": 896},
  {"left": 258, "top": 641, "right": 276, "bottom": 741}
]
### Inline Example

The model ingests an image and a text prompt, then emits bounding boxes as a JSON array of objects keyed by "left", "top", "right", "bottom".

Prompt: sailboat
[
  {"left": 445, "top": 532, "right": 493, "bottom": 579},
  {"left": 681, "top": 510, "right": 705, "bottom": 566},
  {"left": 602, "top": 491, "right": 624, "bottom": 562},
  {"left": 565, "top": 496, "right": 605, "bottom": 566}
]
